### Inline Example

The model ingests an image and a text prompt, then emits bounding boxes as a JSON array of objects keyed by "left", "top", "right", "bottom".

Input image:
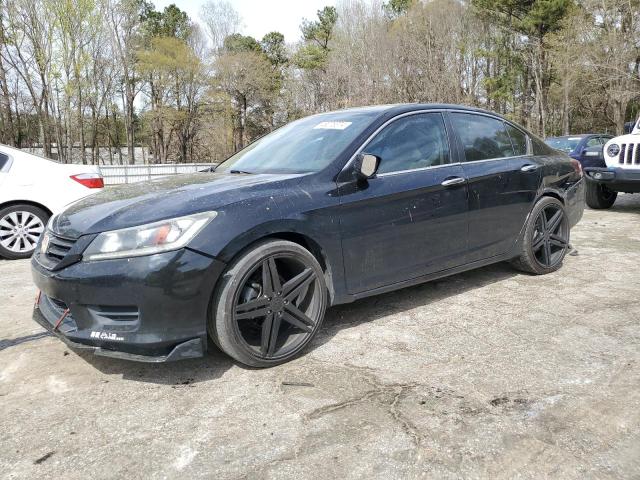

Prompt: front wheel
[
  {"left": 209, "top": 239, "right": 327, "bottom": 367},
  {"left": 585, "top": 180, "right": 617, "bottom": 209},
  {"left": 0, "top": 204, "right": 49, "bottom": 259},
  {"left": 511, "top": 197, "right": 570, "bottom": 275}
]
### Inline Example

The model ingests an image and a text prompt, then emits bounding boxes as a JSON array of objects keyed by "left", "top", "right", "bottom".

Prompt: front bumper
[
  {"left": 31, "top": 248, "right": 226, "bottom": 362},
  {"left": 584, "top": 167, "right": 640, "bottom": 193}
]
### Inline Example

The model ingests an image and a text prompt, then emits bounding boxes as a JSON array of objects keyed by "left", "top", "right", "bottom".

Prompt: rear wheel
[
  {"left": 0, "top": 204, "right": 49, "bottom": 260},
  {"left": 511, "top": 197, "right": 569, "bottom": 275},
  {"left": 209, "top": 239, "right": 327, "bottom": 367},
  {"left": 585, "top": 180, "right": 617, "bottom": 209}
]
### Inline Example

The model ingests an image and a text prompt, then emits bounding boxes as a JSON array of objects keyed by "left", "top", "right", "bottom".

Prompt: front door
[
  {"left": 448, "top": 112, "right": 541, "bottom": 261},
  {"left": 338, "top": 112, "right": 469, "bottom": 294}
]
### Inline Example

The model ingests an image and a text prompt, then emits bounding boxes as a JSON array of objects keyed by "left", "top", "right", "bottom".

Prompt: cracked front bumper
[{"left": 31, "top": 248, "right": 226, "bottom": 362}]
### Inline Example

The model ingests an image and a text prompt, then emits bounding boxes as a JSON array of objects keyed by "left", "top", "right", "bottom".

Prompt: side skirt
[{"left": 342, "top": 251, "right": 515, "bottom": 304}]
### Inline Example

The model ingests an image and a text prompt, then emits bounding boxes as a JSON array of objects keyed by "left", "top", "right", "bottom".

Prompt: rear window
[
  {"left": 0, "top": 152, "right": 9, "bottom": 172},
  {"left": 450, "top": 113, "right": 514, "bottom": 161},
  {"left": 506, "top": 124, "right": 528, "bottom": 156}
]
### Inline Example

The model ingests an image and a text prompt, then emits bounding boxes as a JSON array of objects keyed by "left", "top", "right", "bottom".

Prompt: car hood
[{"left": 52, "top": 171, "right": 305, "bottom": 238}]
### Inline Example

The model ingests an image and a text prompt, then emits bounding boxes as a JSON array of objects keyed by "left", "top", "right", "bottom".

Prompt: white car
[
  {"left": 583, "top": 118, "right": 640, "bottom": 209},
  {"left": 0, "top": 144, "right": 103, "bottom": 259}
]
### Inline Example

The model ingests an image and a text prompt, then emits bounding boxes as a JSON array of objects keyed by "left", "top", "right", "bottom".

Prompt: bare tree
[{"left": 201, "top": 0, "right": 242, "bottom": 52}]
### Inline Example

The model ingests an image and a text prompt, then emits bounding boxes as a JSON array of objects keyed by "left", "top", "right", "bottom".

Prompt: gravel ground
[{"left": 1, "top": 195, "right": 639, "bottom": 479}]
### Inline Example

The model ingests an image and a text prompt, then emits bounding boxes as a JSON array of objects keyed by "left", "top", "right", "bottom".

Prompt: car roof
[
  {"left": 325, "top": 103, "right": 508, "bottom": 118},
  {"left": 547, "top": 134, "right": 611, "bottom": 139}
]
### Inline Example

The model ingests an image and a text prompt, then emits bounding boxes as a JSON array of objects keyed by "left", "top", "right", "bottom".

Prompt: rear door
[
  {"left": 338, "top": 112, "right": 469, "bottom": 294},
  {"left": 448, "top": 112, "right": 540, "bottom": 262}
]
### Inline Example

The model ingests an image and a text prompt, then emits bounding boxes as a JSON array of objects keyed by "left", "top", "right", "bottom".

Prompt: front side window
[
  {"left": 451, "top": 113, "right": 515, "bottom": 161},
  {"left": 364, "top": 113, "right": 449, "bottom": 174}
]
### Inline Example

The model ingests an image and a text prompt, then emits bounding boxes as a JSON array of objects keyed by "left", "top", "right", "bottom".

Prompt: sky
[{"left": 152, "top": 0, "right": 337, "bottom": 44}]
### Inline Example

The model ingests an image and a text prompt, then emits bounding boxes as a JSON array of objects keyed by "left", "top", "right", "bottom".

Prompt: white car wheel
[{"left": 0, "top": 205, "right": 48, "bottom": 259}]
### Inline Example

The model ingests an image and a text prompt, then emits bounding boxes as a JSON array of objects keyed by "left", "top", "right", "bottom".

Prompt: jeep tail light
[
  {"left": 570, "top": 159, "right": 583, "bottom": 178},
  {"left": 70, "top": 173, "right": 104, "bottom": 189}
]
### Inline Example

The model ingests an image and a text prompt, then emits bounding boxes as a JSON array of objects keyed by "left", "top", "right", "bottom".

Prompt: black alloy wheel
[
  {"left": 210, "top": 239, "right": 327, "bottom": 367},
  {"left": 531, "top": 203, "right": 569, "bottom": 269},
  {"left": 511, "top": 197, "right": 569, "bottom": 275}
]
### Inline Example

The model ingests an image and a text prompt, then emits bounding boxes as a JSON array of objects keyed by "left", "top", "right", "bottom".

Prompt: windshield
[
  {"left": 545, "top": 136, "right": 584, "bottom": 153},
  {"left": 216, "top": 111, "right": 378, "bottom": 174}
]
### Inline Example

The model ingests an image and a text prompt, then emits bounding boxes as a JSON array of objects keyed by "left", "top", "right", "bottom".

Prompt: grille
[
  {"left": 89, "top": 305, "right": 139, "bottom": 322},
  {"left": 48, "top": 296, "right": 69, "bottom": 314},
  {"left": 45, "top": 233, "right": 76, "bottom": 262},
  {"left": 619, "top": 143, "right": 639, "bottom": 165}
]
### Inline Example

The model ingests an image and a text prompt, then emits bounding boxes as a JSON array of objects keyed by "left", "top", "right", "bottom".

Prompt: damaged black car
[{"left": 31, "top": 104, "right": 585, "bottom": 367}]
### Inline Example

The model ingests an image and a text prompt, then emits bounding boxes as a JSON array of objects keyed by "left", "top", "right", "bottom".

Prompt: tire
[
  {"left": 209, "top": 239, "right": 327, "bottom": 367},
  {"left": 585, "top": 180, "right": 617, "bottom": 209},
  {"left": 0, "top": 204, "right": 49, "bottom": 260},
  {"left": 511, "top": 197, "right": 570, "bottom": 275}
]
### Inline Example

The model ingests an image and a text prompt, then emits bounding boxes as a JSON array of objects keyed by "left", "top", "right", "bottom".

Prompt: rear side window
[
  {"left": 450, "top": 113, "right": 514, "bottom": 161},
  {"left": 506, "top": 124, "right": 528, "bottom": 155},
  {"left": 365, "top": 113, "right": 450, "bottom": 174},
  {"left": 0, "top": 152, "right": 9, "bottom": 172}
]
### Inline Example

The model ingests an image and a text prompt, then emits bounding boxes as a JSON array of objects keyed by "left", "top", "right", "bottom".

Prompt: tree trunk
[
  {"left": 0, "top": 56, "right": 15, "bottom": 146},
  {"left": 562, "top": 76, "right": 570, "bottom": 135},
  {"left": 613, "top": 98, "right": 628, "bottom": 136}
]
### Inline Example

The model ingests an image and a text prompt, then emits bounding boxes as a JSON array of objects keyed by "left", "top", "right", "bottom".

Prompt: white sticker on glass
[{"left": 313, "top": 121, "right": 352, "bottom": 130}]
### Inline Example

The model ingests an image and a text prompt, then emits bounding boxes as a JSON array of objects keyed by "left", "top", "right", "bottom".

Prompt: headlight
[
  {"left": 607, "top": 143, "right": 620, "bottom": 157},
  {"left": 83, "top": 211, "right": 217, "bottom": 261}
]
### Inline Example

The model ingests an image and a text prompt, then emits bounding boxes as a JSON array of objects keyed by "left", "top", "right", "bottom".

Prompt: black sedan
[{"left": 31, "top": 104, "right": 585, "bottom": 367}]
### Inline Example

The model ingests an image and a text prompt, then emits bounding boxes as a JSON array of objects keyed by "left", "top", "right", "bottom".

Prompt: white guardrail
[{"left": 99, "top": 163, "right": 217, "bottom": 185}]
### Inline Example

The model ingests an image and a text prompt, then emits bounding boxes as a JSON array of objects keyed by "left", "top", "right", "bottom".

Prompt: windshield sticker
[
  {"left": 568, "top": 137, "right": 582, "bottom": 140},
  {"left": 313, "top": 121, "right": 352, "bottom": 130}
]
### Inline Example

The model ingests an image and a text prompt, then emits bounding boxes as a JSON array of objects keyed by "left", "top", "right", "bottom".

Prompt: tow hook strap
[{"left": 53, "top": 308, "right": 70, "bottom": 332}]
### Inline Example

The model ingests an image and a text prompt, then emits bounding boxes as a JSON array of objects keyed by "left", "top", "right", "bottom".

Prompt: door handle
[
  {"left": 521, "top": 164, "right": 538, "bottom": 172},
  {"left": 441, "top": 176, "right": 466, "bottom": 187}
]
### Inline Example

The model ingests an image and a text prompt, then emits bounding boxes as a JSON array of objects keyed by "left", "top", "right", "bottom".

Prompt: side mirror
[
  {"left": 353, "top": 153, "right": 380, "bottom": 180},
  {"left": 583, "top": 145, "right": 603, "bottom": 159}
]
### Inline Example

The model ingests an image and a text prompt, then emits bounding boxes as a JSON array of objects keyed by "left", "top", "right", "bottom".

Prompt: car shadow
[
  {"left": 312, "top": 261, "right": 519, "bottom": 350},
  {"left": 75, "top": 343, "right": 235, "bottom": 386}
]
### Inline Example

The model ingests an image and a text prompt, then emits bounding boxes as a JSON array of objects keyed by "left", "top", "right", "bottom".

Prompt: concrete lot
[{"left": 1, "top": 196, "right": 639, "bottom": 480}]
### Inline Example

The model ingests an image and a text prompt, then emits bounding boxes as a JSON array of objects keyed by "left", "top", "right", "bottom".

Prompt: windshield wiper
[{"left": 229, "top": 169, "right": 253, "bottom": 174}]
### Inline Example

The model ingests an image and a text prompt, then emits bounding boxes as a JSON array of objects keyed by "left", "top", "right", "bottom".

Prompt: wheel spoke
[
  {"left": 8, "top": 212, "right": 19, "bottom": 226},
  {"left": 538, "top": 210, "right": 547, "bottom": 231},
  {"left": 283, "top": 269, "right": 315, "bottom": 301},
  {"left": 261, "top": 258, "right": 281, "bottom": 296},
  {"left": 24, "top": 215, "right": 39, "bottom": 228},
  {"left": 235, "top": 296, "right": 269, "bottom": 313},
  {"left": 260, "top": 313, "right": 280, "bottom": 356},
  {"left": 283, "top": 304, "right": 315, "bottom": 333},
  {"left": 546, "top": 210, "right": 563, "bottom": 234},
  {"left": 542, "top": 240, "right": 552, "bottom": 266},
  {"left": 282, "top": 268, "right": 313, "bottom": 297},
  {"left": 235, "top": 306, "right": 270, "bottom": 321},
  {"left": 22, "top": 236, "right": 34, "bottom": 250},
  {"left": 532, "top": 233, "right": 545, "bottom": 252},
  {"left": 0, "top": 218, "right": 13, "bottom": 229},
  {"left": 549, "top": 234, "right": 567, "bottom": 248}
]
